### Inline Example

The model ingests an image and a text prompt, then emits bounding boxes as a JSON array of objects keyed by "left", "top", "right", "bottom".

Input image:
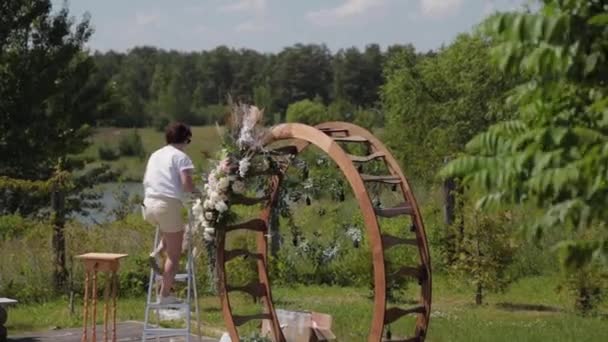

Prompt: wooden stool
[{"left": 76, "top": 253, "right": 128, "bottom": 342}]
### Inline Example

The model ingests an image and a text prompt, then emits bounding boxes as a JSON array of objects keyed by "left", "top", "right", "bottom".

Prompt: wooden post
[{"left": 77, "top": 253, "right": 127, "bottom": 342}]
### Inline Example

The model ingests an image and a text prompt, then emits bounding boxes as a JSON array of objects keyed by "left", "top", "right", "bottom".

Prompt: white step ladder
[{"left": 142, "top": 208, "right": 202, "bottom": 342}]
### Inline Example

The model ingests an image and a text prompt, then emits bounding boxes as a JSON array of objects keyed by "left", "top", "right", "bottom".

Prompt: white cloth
[{"left": 143, "top": 145, "right": 194, "bottom": 201}]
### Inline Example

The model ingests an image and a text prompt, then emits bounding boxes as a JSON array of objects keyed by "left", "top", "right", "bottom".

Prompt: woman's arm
[{"left": 180, "top": 169, "right": 199, "bottom": 194}]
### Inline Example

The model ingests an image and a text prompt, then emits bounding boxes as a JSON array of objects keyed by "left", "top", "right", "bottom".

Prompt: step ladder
[{"left": 142, "top": 207, "right": 202, "bottom": 342}]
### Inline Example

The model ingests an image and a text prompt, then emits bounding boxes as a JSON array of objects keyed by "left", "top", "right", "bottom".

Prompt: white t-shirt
[{"left": 143, "top": 145, "right": 195, "bottom": 200}]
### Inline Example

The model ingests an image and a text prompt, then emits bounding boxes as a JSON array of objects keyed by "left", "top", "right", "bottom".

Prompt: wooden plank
[
  {"left": 225, "top": 219, "right": 267, "bottom": 233},
  {"left": 382, "top": 234, "right": 417, "bottom": 249},
  {"left": 226, "top": 282, "right": 267, "bottom": 298},
  {"left": 393, "top": 266, "right": 423, "bottom": 280},
  {"left": 382, "top": 337, "right": 420, "bottom": 342},
  {"left": 384, "top": 306, "right": 425, "bottom": 325},
  {"left": 231, "top": 194, "right": 268, "bottom": 206},
  {"left": 332, "top": 135, "right": 369, "bottom": 143},
  {"left": 361, "top": 174, "right": 402, "bottom": 184}
]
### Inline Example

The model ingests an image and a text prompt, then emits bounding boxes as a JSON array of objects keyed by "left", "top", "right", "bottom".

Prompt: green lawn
[
  {"left": 82, "top": 126, "right": 222, "bottom": 181},
  {"left": 7, "top": 275, "right": 607, "bottom": 341}
]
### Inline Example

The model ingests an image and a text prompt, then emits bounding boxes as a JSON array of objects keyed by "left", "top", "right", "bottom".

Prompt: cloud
[
  {"left": 135, "top": 11, "right": 162, "bottom": 27},
  {"left": 307, "top": 0, "right": 387, "bottom": 26},
  {"left": 419, "top": 0, "right": 463, "bottom": 19},
  {"left": 219, "top": 0, "right": 267, "bottom": 13}
]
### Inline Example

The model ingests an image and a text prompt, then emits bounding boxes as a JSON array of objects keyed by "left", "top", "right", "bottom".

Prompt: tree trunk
[
  {"left": 476, "top": 283, "right": 483, "bottom": 305},
  {"left": 51, "top": 189, "right": 68, "bottom": 293}
]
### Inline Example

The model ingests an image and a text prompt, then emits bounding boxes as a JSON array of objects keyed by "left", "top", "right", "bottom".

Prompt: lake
[{"left": 76, "top": 182, "right": 143, "bottom": 225}]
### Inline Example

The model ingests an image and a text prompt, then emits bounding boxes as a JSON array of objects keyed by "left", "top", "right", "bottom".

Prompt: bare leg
[{"left": 160, "top": 230, "right": 184, "bottom": 297}]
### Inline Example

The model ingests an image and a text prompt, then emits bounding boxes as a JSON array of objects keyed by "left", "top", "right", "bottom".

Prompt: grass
[
  {"left": 82, "top": 126, "right": 222, "bottom": 181},
  {"left": 6, "top": 275, "right": 607, "bottom": 341}
]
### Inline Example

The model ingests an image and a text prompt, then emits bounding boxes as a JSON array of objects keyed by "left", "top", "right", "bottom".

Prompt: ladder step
[
  {"left": 155, "top": 273, "right": 189, "bottom": 282},
  {"left": 348, "top": 152, "right": 386, "bottom": 163},
  {"left": 233, "top": 313, "right": 272, "bottom": 326},
  {"left": 361, "top": 174, "right": 401, "bottom": 184},
  {"left": 382, "top": 234, "right": 417, "bottom": 249},
  {"left": 143, "top": 327, "right": 189, "bottom": 336},
  {"left": 319, "top": 127, "right": 349, "bottom": 134},
  {"left": 225, "top": 219, "right": 267, "bottom": 233},
  {"left": 227, "top": 282, "right": 267, "bottom": 298},
  {"left": 375, "top": 203, "right": 414, "bottom": 217},
  {"left": 384, "top": 306, "right": 425, "bottom": 325},
  {"left": 147, "top": 302, "right": 190, "bottom": 310},
  {"left": 231, "top": 194, "right": 268, "bottom": 206},
  {"left": 392, "top": 266, "right": 424, "bottom": 280},
  {"left": 225, "top": 248, "right": 263, "bottom": 262},
  {"left": 332, "top": 135, "right": 369, "bottom": 143}
]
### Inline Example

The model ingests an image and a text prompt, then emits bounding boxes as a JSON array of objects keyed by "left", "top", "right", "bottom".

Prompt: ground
[{"left": 6, "top": 276, "right": 608, "bottom": 341}]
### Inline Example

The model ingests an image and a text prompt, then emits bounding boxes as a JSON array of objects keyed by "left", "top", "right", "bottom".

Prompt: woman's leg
[{"left": 160, "top": 230, "right": 184, "bottom": 297}]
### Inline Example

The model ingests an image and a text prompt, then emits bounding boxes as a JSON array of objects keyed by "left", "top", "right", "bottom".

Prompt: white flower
[
  {"left": 239, "top": 158, "right": 250, "bottom": 177},
  {"left": 203, "top": 227, "right": 215, "bottom": 241},
  {"left": 204, "top": 211, "right": 215, "bottom": 221},
  {"left": 218, "top": 176, "right": 230, "bottom": 190},
  {"left": 215, "top": 200, "right": 228, "bottom": 212},
  {"left": 209, "top": 191, "right": 220, "bottom": 203},
  {"left": 231, "top": 180, "right": 246, "bottom": 194},
  {"left": 203, "top": 199, "right": 214, "bottom": 209},
  {"left": 192, "top": 199, "right": 203, "bottom": 217}
]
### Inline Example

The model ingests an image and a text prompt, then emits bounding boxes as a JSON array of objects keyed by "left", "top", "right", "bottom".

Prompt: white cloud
[
  {"left": 219, "top": 0, "right": 267, "bottom": 13},
  {"left": 135, "top": 11, "right": 162, "bottom": 27},
  {"left": 307, "top": 0, "right": 387, "bottom": 26},
  {"left": 420, "top": 0, "right": 464, "bottom": 19}
]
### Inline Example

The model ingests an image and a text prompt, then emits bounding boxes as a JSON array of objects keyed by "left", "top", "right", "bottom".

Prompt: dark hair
[{"left": 165, "top": 122, "right": 192, "bottom": 144}]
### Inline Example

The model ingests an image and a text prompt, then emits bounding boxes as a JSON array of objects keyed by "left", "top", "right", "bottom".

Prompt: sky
[{"left": 52, "top": 0, "right": 528, "bottom": 53}]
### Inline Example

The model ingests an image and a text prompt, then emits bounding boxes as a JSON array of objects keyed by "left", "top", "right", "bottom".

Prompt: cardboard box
[{"left": 261, "top": 309, "right": 336, "bottom": 341}]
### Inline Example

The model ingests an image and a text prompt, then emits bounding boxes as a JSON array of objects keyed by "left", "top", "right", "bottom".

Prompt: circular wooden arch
[{"left": 216, "top": 122, "right": 432, "bottom": 342}]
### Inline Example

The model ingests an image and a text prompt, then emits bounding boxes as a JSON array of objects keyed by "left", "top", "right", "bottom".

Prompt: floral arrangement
[{"left": 192, "top": 103, "right": 271, "bottom": 242}]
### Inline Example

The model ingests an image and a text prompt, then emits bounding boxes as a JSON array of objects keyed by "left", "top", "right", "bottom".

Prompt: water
[{"left": 76, "top": 182, "right": 143, "bottom": 225}]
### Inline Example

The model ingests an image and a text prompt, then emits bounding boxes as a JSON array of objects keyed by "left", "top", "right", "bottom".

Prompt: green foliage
[
  {"left": 285, "top": 99, "right": 327, "bottom": 125},
  {"left": 441, "top": 0, "right": 608, "bottom": 267},
  {"left": 118, "top": 130, "right": 146, "bottom": 158},
  {"left": 382, "top": 34, "right": 515, "bottom": 183},
  {"left": 98, "top": 145, "right": 120, "bottom": 161},
  {"left": 446, "top": 198, "right": 519, "bottom": 304},
  {"left": 353, "top": 108, "right": 383, "bottom": 129},
  {"left": 558, "top": 262, "right": 608, "bottom": 315}
]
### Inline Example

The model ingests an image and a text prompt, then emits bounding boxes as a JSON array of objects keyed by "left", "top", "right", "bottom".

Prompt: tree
[
  {"left": 382, "top": 34, "right": 514, "bottom": 183},
  {"left": 285, "top": 99, "right": 327, "bottom": 125},
  {"left": 0, "top": 0, "right": 95, "bottom": 179},
  {"left": 441, "top": 0, "right": 608, "bottom": 267}
]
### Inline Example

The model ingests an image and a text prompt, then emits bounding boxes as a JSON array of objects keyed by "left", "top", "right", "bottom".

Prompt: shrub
[
  {"left": 98, "top": 145, "right": 119, "bottom": 161},
  {"left": 153, "top": 116, "right": 170, "bottom": 132},
  {"left": 285, "top": 99, "right": 327, "bottom": 125},
  {"left": 118, "top": 130, "right": 145, "bottom": 158}
]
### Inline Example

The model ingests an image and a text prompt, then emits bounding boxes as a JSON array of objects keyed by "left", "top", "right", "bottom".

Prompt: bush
[
  {"left": 118, "top": 130, "right": 145, "bottom": 158},
  {"left": 285, "top": 99, "right": 327, "bottom": 125},
  {"left": 153, "top": 116, "right": 170, "bottom": 132},
  {"left": 98, "top": 145, "right": 120, "bottom": 161},
  {"left": 558, "top": 264, "right": 607, "bottom": 315}
]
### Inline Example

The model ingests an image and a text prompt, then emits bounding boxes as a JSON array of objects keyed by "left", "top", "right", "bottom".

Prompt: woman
[{"left": 142, "top": 122, "right": 197, "bottom": 304}]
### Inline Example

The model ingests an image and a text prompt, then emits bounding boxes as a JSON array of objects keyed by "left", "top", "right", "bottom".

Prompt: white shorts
[{"left": 143, "top": 196, "right": 185, "bottom": 233}]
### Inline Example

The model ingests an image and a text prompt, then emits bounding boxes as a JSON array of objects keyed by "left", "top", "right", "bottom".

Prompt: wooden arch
[{"left": 216, "top": 122, "right": 432, "bottom": 342}]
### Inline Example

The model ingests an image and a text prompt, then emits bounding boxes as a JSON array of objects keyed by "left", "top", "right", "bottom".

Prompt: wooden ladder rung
[
  {"left": 227, "top": 282, "right": 267, "bottom": 298},
  {"left": 224, "top": 249, "right": 263, "bottom": 262},
  {"left": 375, "top": 203, "right": 413, "bottom": 217},
  {"left": 319, "top": 127, "right": 349, "bottom": 134},
  {"left": 233, "top": 313, "right": 272, "bottom": 326},
  {"left": 392, "top": 266, "right": 424, "bottom": 280},
  {"left": 384, "top": 306, "right": 425, "bottom": 325},
  {"left": 225, "top": 219, "right": 267, "bottom": 233},
  {"left": 361, "top": 174, "right": 401, "bottom": 184},
  {"left": 348, "top": 152, "right": 386, "bottom": 163},
  {"left": 332, "top": 135, "right": 369, "bottom": 143},
  {"left": 382, "top": 234, "right": 417, "bottom": 249}
]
